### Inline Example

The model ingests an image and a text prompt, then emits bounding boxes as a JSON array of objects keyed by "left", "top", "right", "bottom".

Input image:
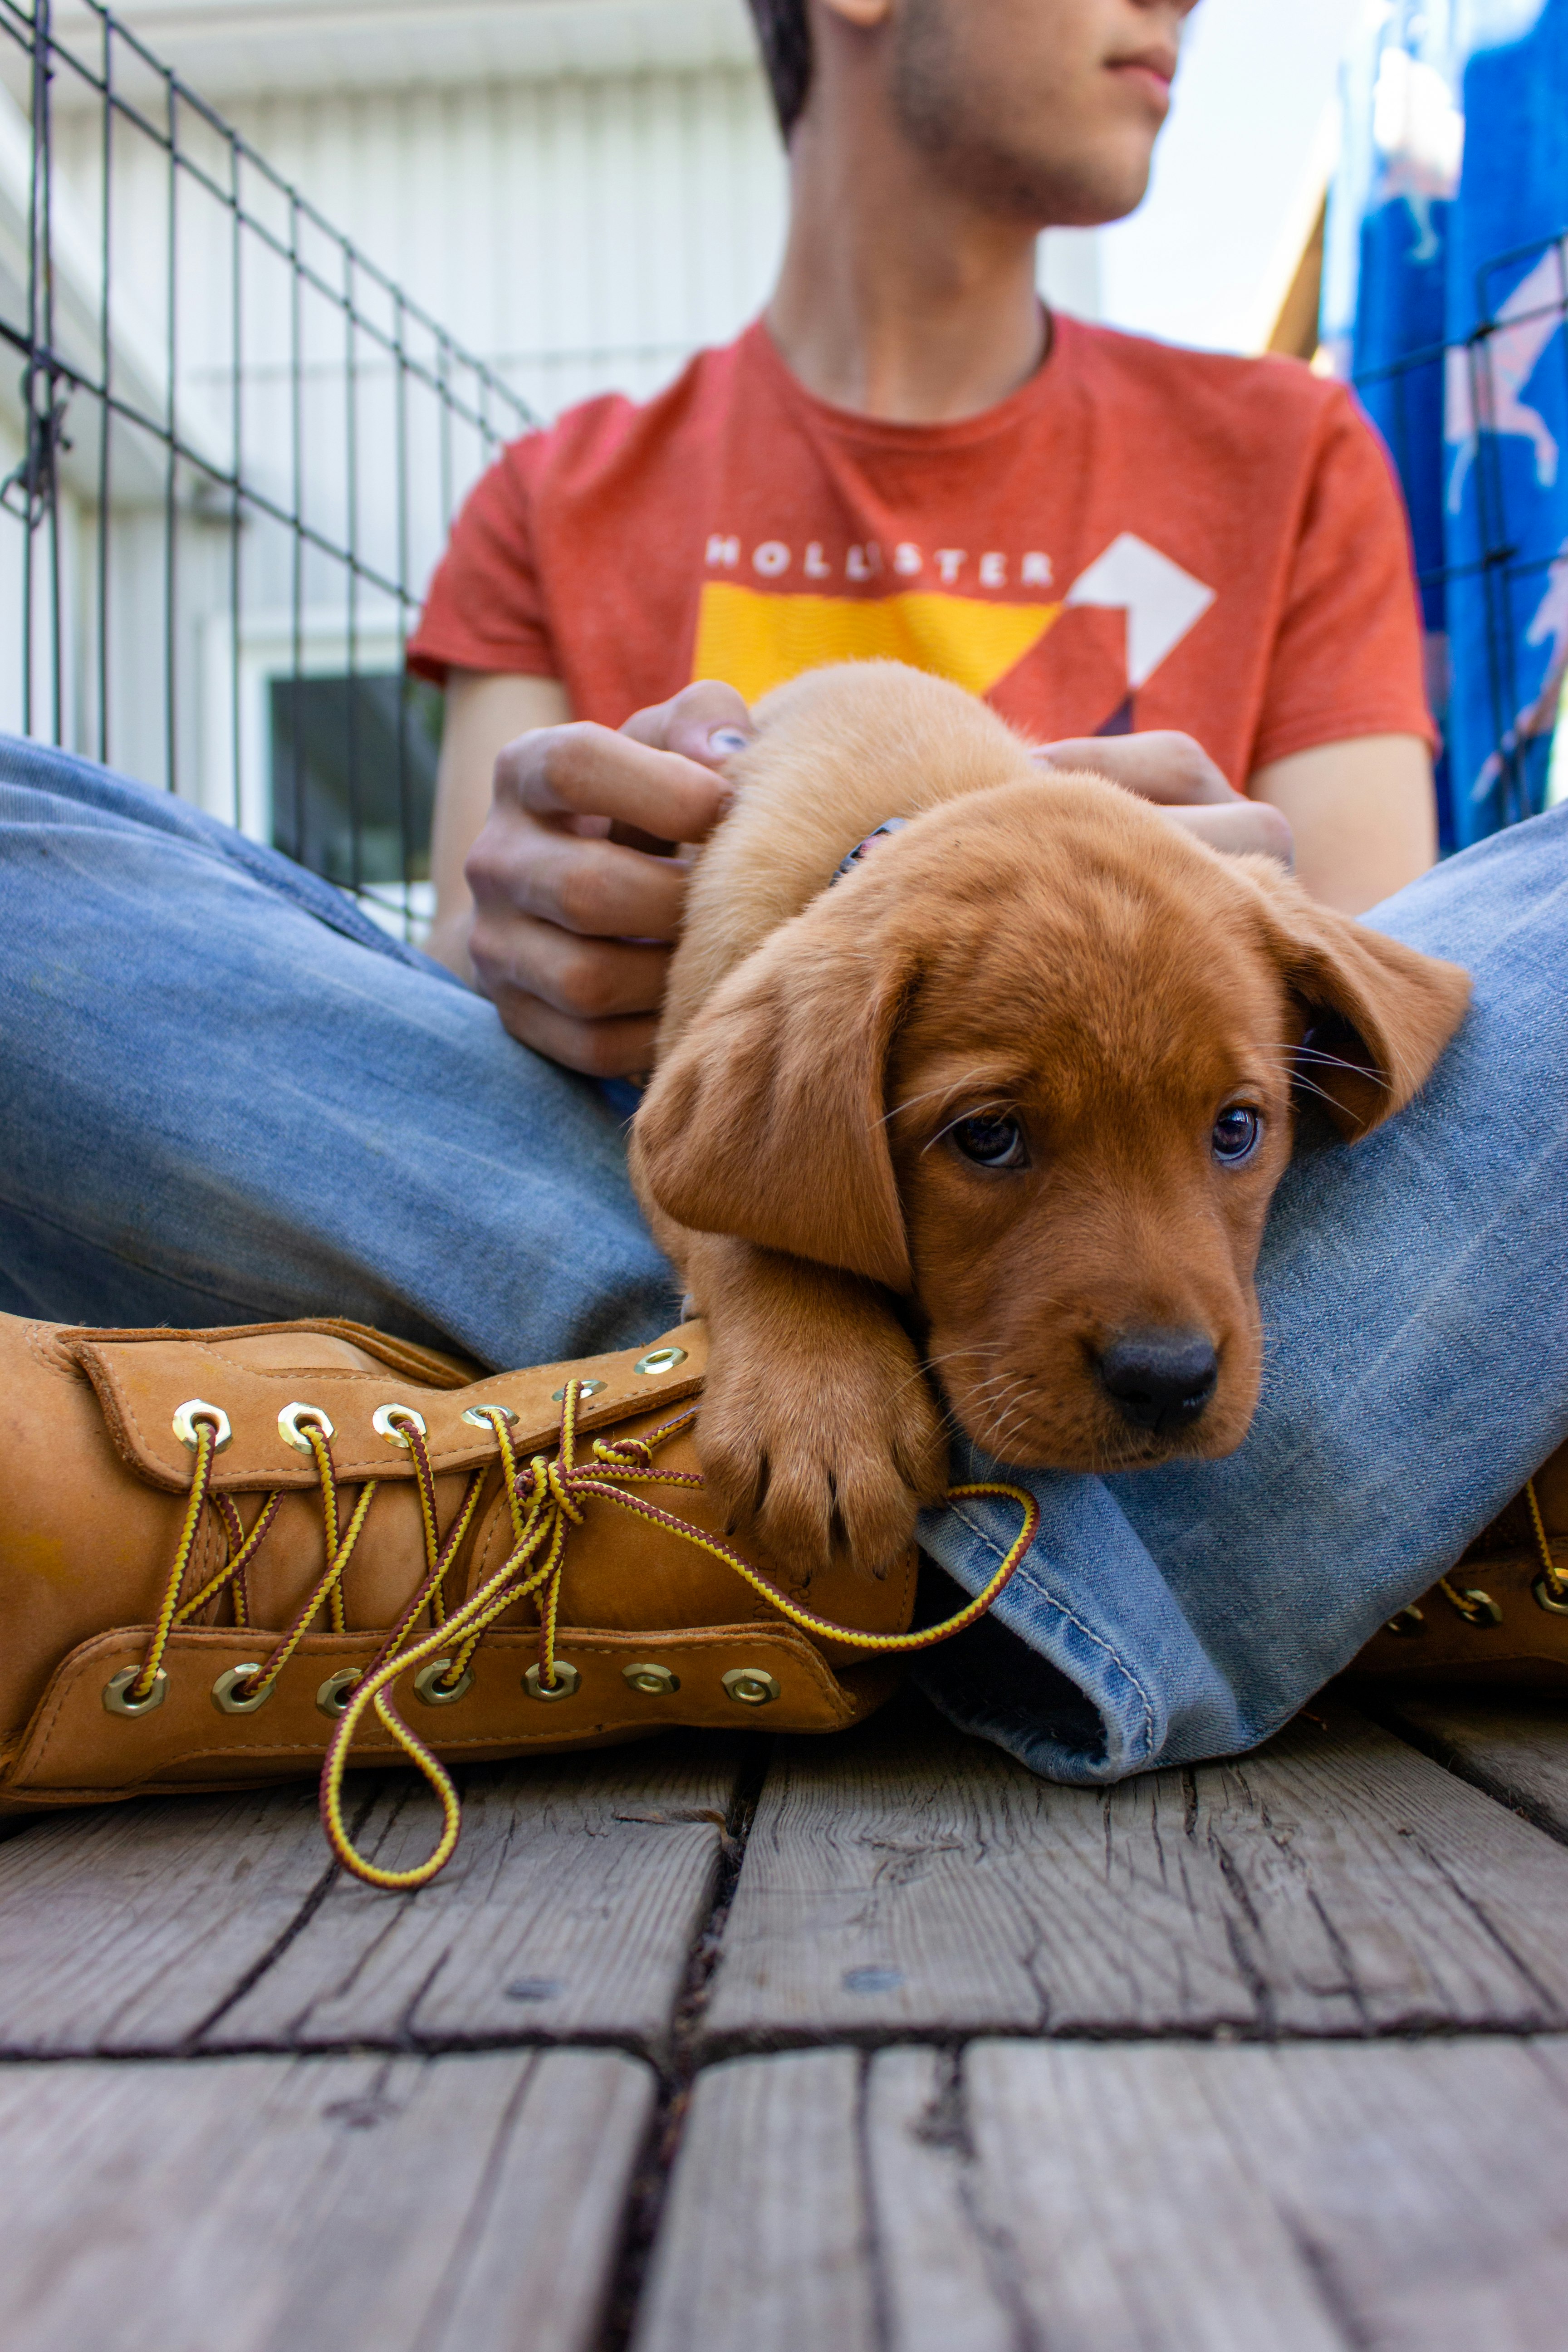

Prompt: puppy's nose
[{"left": 1098, "top": 1328, "right": 1219, "bottom": 1436}]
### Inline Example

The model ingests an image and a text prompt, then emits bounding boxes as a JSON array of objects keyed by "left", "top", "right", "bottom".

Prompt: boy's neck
[{"left": 765, "top": 89, "right": 1050, "bottom": 426}]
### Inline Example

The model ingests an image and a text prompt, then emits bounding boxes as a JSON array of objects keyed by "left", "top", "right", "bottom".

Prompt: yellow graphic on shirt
[{"left": 692, "top": 581, "right": 1063, "bottom": 705}]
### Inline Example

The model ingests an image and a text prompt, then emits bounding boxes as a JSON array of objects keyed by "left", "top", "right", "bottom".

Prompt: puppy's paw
[{"left": 697, "top": 1313, "right": 948, "bottom": 1580}]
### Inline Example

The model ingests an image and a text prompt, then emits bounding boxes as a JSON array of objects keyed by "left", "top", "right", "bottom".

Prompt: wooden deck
[{"left": 3, "top": 1684, "right": 1568, "bottom": 2349}]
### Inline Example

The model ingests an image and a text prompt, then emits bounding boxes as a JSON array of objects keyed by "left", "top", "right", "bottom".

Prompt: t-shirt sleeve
[
  {"left": 405, "top": 437, "right": 559, "bottom": 685},
  {"left": 1247, "top": 384, "right": 1436, "bottom": 776}
]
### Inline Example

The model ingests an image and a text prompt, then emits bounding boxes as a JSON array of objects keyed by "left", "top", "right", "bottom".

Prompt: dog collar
[{"left": 829, "top": 817, "right": 909, "bottom": 886}]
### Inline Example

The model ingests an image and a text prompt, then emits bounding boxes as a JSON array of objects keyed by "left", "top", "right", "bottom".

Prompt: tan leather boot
[
  {"left": 0, "top": 1312, "right": 1032, "bottom": 1887},
  {"left": 1347, "top": 1436, "right": 1568, "bottom": 1687}
]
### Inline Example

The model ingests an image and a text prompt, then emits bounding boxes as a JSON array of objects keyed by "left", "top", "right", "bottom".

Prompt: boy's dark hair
[{"left": 747, "top": 0, "right": 814, "bottom": 138}]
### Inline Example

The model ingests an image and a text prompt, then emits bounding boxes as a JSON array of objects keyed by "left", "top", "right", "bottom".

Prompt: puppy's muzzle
[{"left": 1097, "top": 1328, "right": 1219, "bottom": 1437}]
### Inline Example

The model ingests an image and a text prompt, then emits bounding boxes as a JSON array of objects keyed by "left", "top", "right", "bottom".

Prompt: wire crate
[{"left": 0, "top": 0, "right": 534, "bottom": 938}]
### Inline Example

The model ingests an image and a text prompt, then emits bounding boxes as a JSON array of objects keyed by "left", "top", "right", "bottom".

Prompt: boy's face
[{"left": 882, "top": 0, "right": 1200, "bottom": 227}]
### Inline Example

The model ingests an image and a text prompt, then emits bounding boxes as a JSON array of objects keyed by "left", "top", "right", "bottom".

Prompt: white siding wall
[{"left": 191, "top": 65, "right": 790, "bottom": 420}]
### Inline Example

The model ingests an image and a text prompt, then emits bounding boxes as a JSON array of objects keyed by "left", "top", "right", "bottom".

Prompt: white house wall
[
  {"left": 215, "top": 67, "right": 793, "bottom": 420},
  {"left": 53, "top": 62, "right": 790, "bottom": 441}
]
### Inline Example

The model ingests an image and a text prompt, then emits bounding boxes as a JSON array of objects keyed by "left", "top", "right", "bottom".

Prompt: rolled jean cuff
[{"left": 914, "top": 1475, "right": 1251, "bottom": 1783}]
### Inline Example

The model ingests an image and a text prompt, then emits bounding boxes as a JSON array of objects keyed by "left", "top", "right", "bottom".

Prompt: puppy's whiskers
[
  {"left": 880, "top": 1071, "right": 996, "bottom": 1130},
  {"left": 897, "top": 1344, "right": 1003, "bottom": 1406},
  {"left": 970, "top": 1375, "right": 1037, "bottom": 1461},
  {"left": 1294, "top": 1044, "right": 1391, "bottom": 1086}
]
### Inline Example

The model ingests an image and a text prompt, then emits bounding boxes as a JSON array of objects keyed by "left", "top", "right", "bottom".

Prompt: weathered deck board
[
  {"left": 637, "top": 2038, "right": 1568, "bottom": 2352},
  {"left": 0, "top": 1743, "right": 744, "bottom": 2056},
  {"left": 208, "top": 1746, "right": 743, "bottom": 2054},
  {"left": 870, "top": 2044, "right": 1345, "bottom": 2352},
  {"left": 632, "top": 2048, "right": 878, "bottom": 2352},
  {"left": 962, "top": 2038, "right": 1568, "bottom": 2352},
  {"left": 0, "top": 2047, "right": 653, "bottom": 2352},
  {"left": 1377, "top": 1693, "right": 1568, "bottom": 1837},
  {"left": 701, "top": 1694, "right": 1568, "bottom": 2046}
]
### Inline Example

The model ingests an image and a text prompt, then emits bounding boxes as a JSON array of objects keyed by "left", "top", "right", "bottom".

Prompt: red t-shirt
[{"left": 408, "top": 314, "right": 1431, "bottom": 788}]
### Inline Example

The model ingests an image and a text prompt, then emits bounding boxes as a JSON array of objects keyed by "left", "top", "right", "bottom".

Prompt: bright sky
[{"left": 1096, "top": 0, "right": 1369, "bottom": 352}]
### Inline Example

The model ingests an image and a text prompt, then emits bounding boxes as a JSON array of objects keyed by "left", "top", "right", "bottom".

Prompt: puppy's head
[{"left": 635, "top": 778, "right": 1470, "bottom": 1471}]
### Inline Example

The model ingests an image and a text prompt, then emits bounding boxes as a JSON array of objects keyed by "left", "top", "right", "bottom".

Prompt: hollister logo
[{"left": 693, "top": 530, "right": 1214, "bottom": 711}]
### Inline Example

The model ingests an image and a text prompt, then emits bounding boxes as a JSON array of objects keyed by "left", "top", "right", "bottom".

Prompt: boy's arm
[
  {"left": 1251, "top": 734, "right": 1438, "bottom": 918},
  {"left": 426, "top": 670, "right": 573, "bottom": 980}
]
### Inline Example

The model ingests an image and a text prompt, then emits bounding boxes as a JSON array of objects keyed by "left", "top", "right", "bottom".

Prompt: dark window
[{"left": 270, "top": 672, "right": 442, "bottom": 890}]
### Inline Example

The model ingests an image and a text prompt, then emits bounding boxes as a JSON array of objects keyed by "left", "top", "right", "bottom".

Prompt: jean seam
[{"left": 947, "top": 1497, "right": 1158, "bottom": 1765}]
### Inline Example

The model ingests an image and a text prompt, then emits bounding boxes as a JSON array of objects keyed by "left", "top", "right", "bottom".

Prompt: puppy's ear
[
  {"left": 635, "top": 898, "right": 916, "bottom": 1289},
  {"left": 1247, "top": 862, "right": 1471, "bottom": 1140}
]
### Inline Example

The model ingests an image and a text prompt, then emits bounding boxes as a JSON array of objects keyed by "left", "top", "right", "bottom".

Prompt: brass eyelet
[
  {"left": 633, "top": 1347, "right": 688, "bottom": 1378},
  {"left": 172, "top": 1398, "right": 232, "bottom": 1454},
  {"left": 1441, "top": 1582, "right": 1503, "bottom": 1628},
  {"left": 278, "top": 1401, "right": 333, "bottom": 1454},
  {"left": 1535, "top": 1574, "right": 1568, "bottom": 1618},
  {"left": 524, "top": 1660, "right": 582, "bottom": 1702},
  {"left": 316, "top": 1669, "right": 360, "bottom": 1719},
  {"left": 622, "top": 1661, "right": 681, "bottom": 1696},
  {"left": 372, "top": 1402, "right": 427, "bottom": 1449},
  {"left": 462, "top": 1402, "right": 518, "bottom": 1430},
  {"left": 722, "top": 1667, "right": 781, "bottom": 1708},
  {"left": 103, "top": 1666, "right": 167, "bottom": 1716},
  {"left": 414, "top": 1658, "right": 474, "bottom": 1706},
  {"left": 212, "top": 1664, "right": 273, "bottom": 1715},
  {"left": 1384, "top": 1606, "right": 1426, "bottom": 1637},
  {"left": 552, "top": 1378, "right": 607, "bottom": 1402}
]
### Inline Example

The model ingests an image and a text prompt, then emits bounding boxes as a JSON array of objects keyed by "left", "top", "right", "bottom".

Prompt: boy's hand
[
  {"left": 465, "top": 682, "right": 752, "bottom": 1078},
  {"left": 1035, "top": 731, "right": 1295, "bottom": 868}
]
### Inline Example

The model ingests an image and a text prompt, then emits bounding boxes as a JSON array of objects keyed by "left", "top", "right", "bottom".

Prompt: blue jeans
[{"left": 3, "top": 737, "right": 1565, "bottom": 1782}]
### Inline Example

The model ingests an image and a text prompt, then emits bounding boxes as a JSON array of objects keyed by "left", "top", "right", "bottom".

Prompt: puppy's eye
[
  {"left": 949, "top": 1113, "right": 1029, "bottom": 1170},
  {"left": 1212, "top": 1106, "right": 1262, "bottom": 1164}
]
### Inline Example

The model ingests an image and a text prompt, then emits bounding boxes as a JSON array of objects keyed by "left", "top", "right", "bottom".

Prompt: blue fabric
[
  {"left": 3, "top": 737, "right": 1566, "bottom": 1781},
  {"left": 1323, "top": 0, "right": 1568, "bottom": 851}
]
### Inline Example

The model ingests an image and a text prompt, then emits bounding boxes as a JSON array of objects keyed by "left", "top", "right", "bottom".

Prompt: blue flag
[{"left": 1323, "top": 0, "right": 1568, "bottom": 849}]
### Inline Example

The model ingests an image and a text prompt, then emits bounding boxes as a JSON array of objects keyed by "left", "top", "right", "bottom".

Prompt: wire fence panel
[{"left": 0, "top": 0, "right": 533, "bottom": 938}]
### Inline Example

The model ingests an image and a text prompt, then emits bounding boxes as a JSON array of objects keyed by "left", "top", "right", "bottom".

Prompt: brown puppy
[{"left": 631, "top": 664, "right": 1470, "bottom": 1579}]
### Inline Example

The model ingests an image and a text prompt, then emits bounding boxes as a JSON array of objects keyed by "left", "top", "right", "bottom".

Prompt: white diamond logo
[{"left": 1065, "top": 533, "right": 1216, "bottom": 690}]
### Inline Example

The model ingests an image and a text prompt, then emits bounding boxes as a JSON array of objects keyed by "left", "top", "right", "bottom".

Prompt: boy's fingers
[
  {"left": 1162, "top": 800, "right": 1295, "bottom": 866},
  {"left": 486, "top": 984, "right": 662, "bottom": 1080},
  {"left": 471, "top": 911, "right": 673, "bottom": 1025},
  {"left": 475, "top": 826, "right": 692, "bottom": 941},
  {"left": 496, "top": 720, "right": 731, "bottom": 845},
  {"left": 623, "top": 680, "right": 755, "bottom": 771},
  {"left": 1034, "top": 730, "right": 1237, "bottom": 806}
]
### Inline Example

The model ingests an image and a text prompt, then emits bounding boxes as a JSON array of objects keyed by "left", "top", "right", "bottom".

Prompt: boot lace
[{"left": 128, "top": 1381, "right": 1037, "bottom": 1891}]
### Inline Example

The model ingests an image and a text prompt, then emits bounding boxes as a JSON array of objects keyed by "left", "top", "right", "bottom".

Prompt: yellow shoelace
[
  {"left": 1526, "top": 1476, "right": 1566, "bottom": 1606},
  {"left": 128, "top": 1381, "right": 1038, "bottom": 1891}
]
